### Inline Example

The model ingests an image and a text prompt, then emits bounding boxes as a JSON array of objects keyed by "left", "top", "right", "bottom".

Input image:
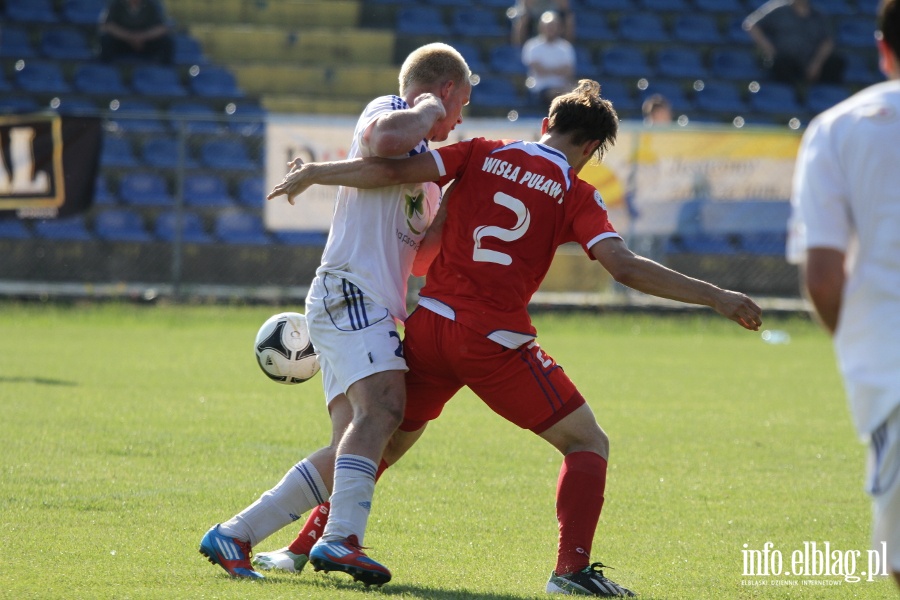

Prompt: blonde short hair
[{"left": 398, "top": 43, "right": 472, "bottom": 96}]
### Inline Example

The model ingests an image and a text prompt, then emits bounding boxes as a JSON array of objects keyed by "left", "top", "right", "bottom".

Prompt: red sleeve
[
  {"left": 434, "top": 138, "right": 508, "bottom": 187},
  {"left": 568, "top": 182, "right": 620, "bottom": 257}
]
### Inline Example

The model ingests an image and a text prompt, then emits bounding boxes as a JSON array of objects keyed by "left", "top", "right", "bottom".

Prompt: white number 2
[{"left": 472, "top": 192, "right": 530, "bottom": 266}]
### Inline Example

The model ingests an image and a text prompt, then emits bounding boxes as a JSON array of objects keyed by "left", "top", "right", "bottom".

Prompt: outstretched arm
[
  {"left": 267, "top": 152, "right": 442, "bottom": 205},
  {"left": 591, "top": 237, "right": 763, "bottom": 330}
]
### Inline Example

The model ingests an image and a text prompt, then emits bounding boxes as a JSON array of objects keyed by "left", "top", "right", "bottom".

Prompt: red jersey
[{"left": 421, "top": 137, "right": 620, "bottom": 347}]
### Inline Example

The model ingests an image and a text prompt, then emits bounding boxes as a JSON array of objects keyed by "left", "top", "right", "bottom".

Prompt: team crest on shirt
[
  {"left": 405, "top": 189, "right": 429, "bottom": 234},
  {"left": 593, "top": 190, "right": 607, "bottom": 210}
]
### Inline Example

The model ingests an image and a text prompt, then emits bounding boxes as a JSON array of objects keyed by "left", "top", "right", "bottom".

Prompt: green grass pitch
[{"left": 0, "top": 303, "right": 893, "bottom": 599}]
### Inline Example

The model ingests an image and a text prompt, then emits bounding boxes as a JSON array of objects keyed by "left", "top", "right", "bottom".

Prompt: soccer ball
[{"left": 254, "top": 312, "right": 320, "bottom": 384}]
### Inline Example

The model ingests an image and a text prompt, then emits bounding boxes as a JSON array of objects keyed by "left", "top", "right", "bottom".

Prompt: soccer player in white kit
[
  {"left": 198, "top": 43, "right": 472, "bottom": 585},
  {"left": 788, "top": 0, "right": 900, "bottom": 587}
]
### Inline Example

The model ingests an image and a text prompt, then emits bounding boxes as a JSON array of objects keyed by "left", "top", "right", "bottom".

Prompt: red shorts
[{"left": 401, "top": 308, "right": 585, "bottom": 434}]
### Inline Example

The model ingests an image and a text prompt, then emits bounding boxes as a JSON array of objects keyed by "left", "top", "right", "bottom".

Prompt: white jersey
[
  {"left": 788, "top": 79, "right": 900, "bottom": 437},
  {"left": 521, "top": 36, "right": 575, "bottom": 93},
  {"left": 314, "top": 95, "right": 442, "bottom": 322}
]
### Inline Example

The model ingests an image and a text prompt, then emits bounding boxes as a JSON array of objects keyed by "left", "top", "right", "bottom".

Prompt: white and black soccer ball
[{"left": 254, "top": 312, "right": 320, "bottom": 384}]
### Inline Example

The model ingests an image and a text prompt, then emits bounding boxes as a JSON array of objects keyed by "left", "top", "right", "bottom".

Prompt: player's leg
[{"left": 867, "top": 406, "right": 900, "bottom": 588}]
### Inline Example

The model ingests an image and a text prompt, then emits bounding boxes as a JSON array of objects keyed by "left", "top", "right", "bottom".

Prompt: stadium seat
[
  {"left": 395, "top": 7, "right": 451, "bottom": 36},
  {"left": 574, "top": 46, "right": 596, "bottom": 73},
  {"left": 40, "top": 27, "right": 93, "bottom": 61},
  {"left": 14, "top": 60, "right": 71, "bottom": 94},
  {"left": 155, "top": 211, "right": 212, "bottom": 244},
  {"left": 0, "top": 26, "right": 38, "bottom": 59},
  {"left": 452, "top": 8, "right": 507, "bottom": 37},
  {"left": 33, "top": 216, "right": 92, "bottom": 241},
  {"left": 842, "top": 52, "right": 878, "bottom": 85},
  {"left": 672, "top": 14, "right": 723, "bottom": 45},
  {"left": 0, "top": 97, "right": 41, "bottom": 113},
  {"left": 710, "top": 48, "right": 762, "bottom": 80},
  {"left": 472, "top": 78, "right": 522, "bottom": 109},
  {"left": 225, "top": 102, "right": 267, "bottom": 136},
  {"left": 189, "top": 66, "right": 244, "bottom": 98},
  {"left": 200, "top": 139, "right": 258, "bottom": 171},
  {"left": 5, "top": 0, "right": 59, "bottom": 23},
  {"left": 639, "top": 80, "right": 692, "bottom": 113},
  {"left": 0, "top": 219, "right": 31, "bottom": 240},
  {"left": 74, "top": 63, "right": 130, "bottom": 96},
  {"left": 806, "top": 83, "right": 851, "bottom": 114},
  {"left": 173, "top": 33, "right": 207, "bottom": 65},
  {"left": 600, "top": 46, "right": 653, "bottom": 79},
  {"left": 597, "top": 80, "right": 634, "bottom": 114},
  {"left": 184, "top": 174, "right": 235, "bottom": 207},
  {"left": 572, "top": 11, "right": 613, "bottom": 42},
  {"left": 62, "top": 0, "right": 106, "bottom": 24},
  {"left": 726, "top": 18, "right": 754, "bottom": 45},
  {"left": 488, "top": 44, "right": 527, "bottom": 76},
  {"left": 119, "top": 172, "right": 175, "bottom": 207},
  {"left": 141, "top": 137, "right": 199, "bottom": 169},
  {"left": 168, "top": 101, "right": 223, "bottom": 134},
  {"left": 93, "top": 174, "right": 118, "bottom": 205},
  {"left": 426, "top": 0, "right": 475, "bottom": 6},
  {"left": 453, "top": 41, "right": 487, "bottom": 75},
  {"left": 109, "top": 99, "right": 167, "bottom": 134},
  {"left": 748, "top": 82, "right": 803, "bottom": 116},
  {"left": 639, "top": 0, "right": 688, "bottom": 11},
  {"left": 617, "top": 13, "right": 669, "bottom": 43},
  {"left": 699, "top": 200, "right": 790, "bottom": 255},
  {"left": 131, "top": 65, "right": 188, "bottom": 97},
  {"left": 55, "top": 97, "right": 98, "bottom": 116},
  {"left": 94, "top": 209, "right": 154, "bottom": 242},
  {"left": 694, "top": 81, "right": 747, "bottom": 116},
  {"left": 838, "top": 18, "right": 877, "bottom": 48},
  {"left": 214, "top": 211, "right": 271, "bottom": 245},
  {"left": 815, "top": 0, "right": 855, "bottom": 15},
  {"left": 581, "top": 0, "right": 631, "bottom": 10},
  {"left": 237, "top": 176, "right": 264, "bottom": 208},
  {"left": 100, "top": 135, "right": 139, "bottom": 168},
  {"left": 654, "top": 48, "right": 708, "bottom": 80},
  {"left": 273, "top": 230, "right": 329, "bottom": 245},
  {"left": 694, "top": 0, "right": 745, "bottom": 13}
]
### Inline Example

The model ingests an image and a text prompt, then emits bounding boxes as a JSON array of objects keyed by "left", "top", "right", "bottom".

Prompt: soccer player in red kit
[{"left": 266, "top": 80, "right": 763, "bottom": 596}]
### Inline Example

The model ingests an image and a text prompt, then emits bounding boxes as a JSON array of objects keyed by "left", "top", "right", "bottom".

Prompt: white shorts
[
  {"left": 867, "top": 404, "right": 900, "bottom": 572},
  {"left": 305, "top": 272, "right": 407, "bottom": 404}
]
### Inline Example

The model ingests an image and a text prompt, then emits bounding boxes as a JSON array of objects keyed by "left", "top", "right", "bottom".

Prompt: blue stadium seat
[
  {"left": 55, "top": 97, "right": 98, "bottom": 116},
  {"left": 694, "top": 81, "right": 747, "bottom": 116},
  {"left": 0, "top": 26, "right": 38, "bottom": 58},
  {"left": 14, "top": 60, "right": 71, "bottom": 94},
  {"left": 119, "top": 172, "right": 175, "bottom": 207},
  {"left": 237, "top": 176, "right": 264, "bottom": 208},
  {"left": 141, "top": 137, "right": 199, "bottom": 169},
  {"left": 131, "top": 65, "right": 188, "bottom": 97},
  {"left": 597, "top": 80, "right": 634, "bottom": 113},
  {"left": 425, "top": 0, "right": 475, "bottom": 6},
  {"left": 600, "top": 46, "right": 653, "bottom": 79},
  {"left": 155, "top": 211, "right": 212, "bottom": 244},
  {"left": 655, "top": 48, "right": 707, "bottom": 80},
  {"left": 453, "top": 41, "right": 487, "bottom": 74},
  {"left": 40, "top": 27, "right": 93, "bottom": 61},
  {"left": 100, "top": 135, "right": 139, "bottom": 168},
  {"left": 489, "top": 44, "right": 527, "bottom": 76},
  {"left": 710, "top": 48, "right": 762, "bottom": 80},
  {"left": 700, "top": 200, "right": 790, "bottom": 255},
  {"left": 815, "top": 0, "right": 855, "bottom": 15},
  {"left": 694, "top": 0, "right": 745, "bottom": 13},
  {"left": 168, "top": 101, "right": 223, "bottom": 134},
  {"left": 581, "top": 0, "right": 631, "bottom": 9},
  {"left": 639, "top": 0, "right": 688, "bottom": 11},
  {"left": 273, "top": 230, "right": 329, "bottom": 245},
  {"left": 225, "top": 102, "right": 267, "bottom": 136},
  {"left": 672, "top": 14, "right": 723, "bottom": 45},
  {"left": 640, "top": 80, "right": 692, "bottom": 113},
  {"left": 74, "top": 63, "right": 130, "bottom": 96},
  {"left": 0, "top": 71, "right": 14, "bottom": 92},
  {"left": 189, "top": 66, "right": 244, "bottom": 98},
  {"left": 452, "top": 8, "right": 507, "bottom": 37},
  {"left": 749, "top": 82, "right": 803, "bottom": 116},
  {"left": 214, "top": 211, "right": 271, "bottom": 245},
  {"left": 109, "top": 99, "right": 167, "bottom": 133},
  {"left": 806, "top": 83, "right": 851, "bottom": 114},
  {"left": 0, "top": 219, "right": 31, "bottom": 240},
  {"left": 173, "top": 33, "right": 207, "bottom": 65},
  {"left": 5, "top": 0, "right": 59, "bottom": 23},
  {"left": 184, "top": 174, "right": 235, "bottom": 207},
  {"left": 726, "top": 17, "right": 754, "bottom": 45},
  {"left": 62, "top": 0, "right": 106, "bottom": 24},
  {"left": 200, "top": 139, "right": 257, "bottom": 171},
  {"left": 0, "top": 97, "right": 41, "bottom": 113},
  {"left": 472, "top": 78, "right": 522, "bottom": 108},
  {"left": 842, "top": 52, "right": 879, "bottom": 85},
  {"left": 94, "top": 209, "right": 153, "bottom": 242},
  {"left": 395, "top": 7, "right": 451, "bottom": 36},
  {"left": 573, "top": 11, "right": 613, "bottom": 42},
  {"left": 575, "top": 46, "right": 596, "bottom": 73},
  {"left": 94, "top": 174, "right": 118, "bottom": 205},
  {"left": 617, "top": 13, "right": 669, "bottom": 43},
  {"left": 838, "top": 18, "right": 877, "bottom": 48},
  {"left": 33, "top": 216, "right": 92, "bottom": 241}
]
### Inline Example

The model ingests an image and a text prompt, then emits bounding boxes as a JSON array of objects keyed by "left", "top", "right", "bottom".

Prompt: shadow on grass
[{"left": 0, "top": 376, "right": 77, "bottom": 386}]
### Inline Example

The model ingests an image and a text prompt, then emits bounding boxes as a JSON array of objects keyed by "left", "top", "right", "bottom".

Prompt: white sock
[
  {"left": 219, "top": 459, "right": 329, "bottom": 547},
  {"left": 321, "top": 454, "right": 377, "bottom": 545}
]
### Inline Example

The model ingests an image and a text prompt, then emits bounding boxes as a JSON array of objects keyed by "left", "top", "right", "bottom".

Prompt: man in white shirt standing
[
  {"left": 522, "top": 11, "right": 576, "bottom": 111},
  {"left": 789, "top": 0, "right": 900, "bottom": 587}
]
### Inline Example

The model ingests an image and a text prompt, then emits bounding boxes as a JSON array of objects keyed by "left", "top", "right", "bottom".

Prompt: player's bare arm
[
  {"left": 267, "top": 153, "right": 442, "bottom": 205},
  {"left": 366, "top": 93, "right": 446, "bottom": 157},
  {"left": 802, "top": 247, "right": 845, "bottom": 335},
  {"left": 591, "top": 237, "right": 763, "bottom": 331}
]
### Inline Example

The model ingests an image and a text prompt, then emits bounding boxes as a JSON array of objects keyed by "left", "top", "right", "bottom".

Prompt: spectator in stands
[
  {"left": 744, "top": 0, "right": 845, "bottom": 85},
  {"left": 642, "top": 94, "right": 673, "bottom": 126},
  {"left": 522, "top": 11, "right": 576, "bottom": 111},
  {"left": 98, "top": 0, "right": 174, "bottom": 64},
  {"left": 510, "top": 0, "right": 575, "bottom": 47}
]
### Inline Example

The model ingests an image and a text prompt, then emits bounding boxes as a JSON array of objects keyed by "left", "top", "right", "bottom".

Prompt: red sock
[
  {"left": 555, "top": 451, "right": 608, "bottom": 575},
  {"left": 287, "top": 458, "right": 390, "bottom": 555}
]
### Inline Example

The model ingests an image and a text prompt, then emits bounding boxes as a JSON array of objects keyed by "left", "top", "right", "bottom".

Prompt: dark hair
[
  {"left": 547, "top": 79, "right": 619, "bottom": 160},
  {"left": 879, "top": 0, "right": 900, "bottom": 59}
]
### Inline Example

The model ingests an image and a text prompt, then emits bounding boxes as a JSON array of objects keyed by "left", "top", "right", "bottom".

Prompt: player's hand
[
  {"left": 267, "top": 164, "right": 312, "bottom": 205},
  {"left": 412, "top": 92, "right": 446, "bottom": 121},
  {"left": 714, "top": 290, "right": 763, "bottom": 331}
]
